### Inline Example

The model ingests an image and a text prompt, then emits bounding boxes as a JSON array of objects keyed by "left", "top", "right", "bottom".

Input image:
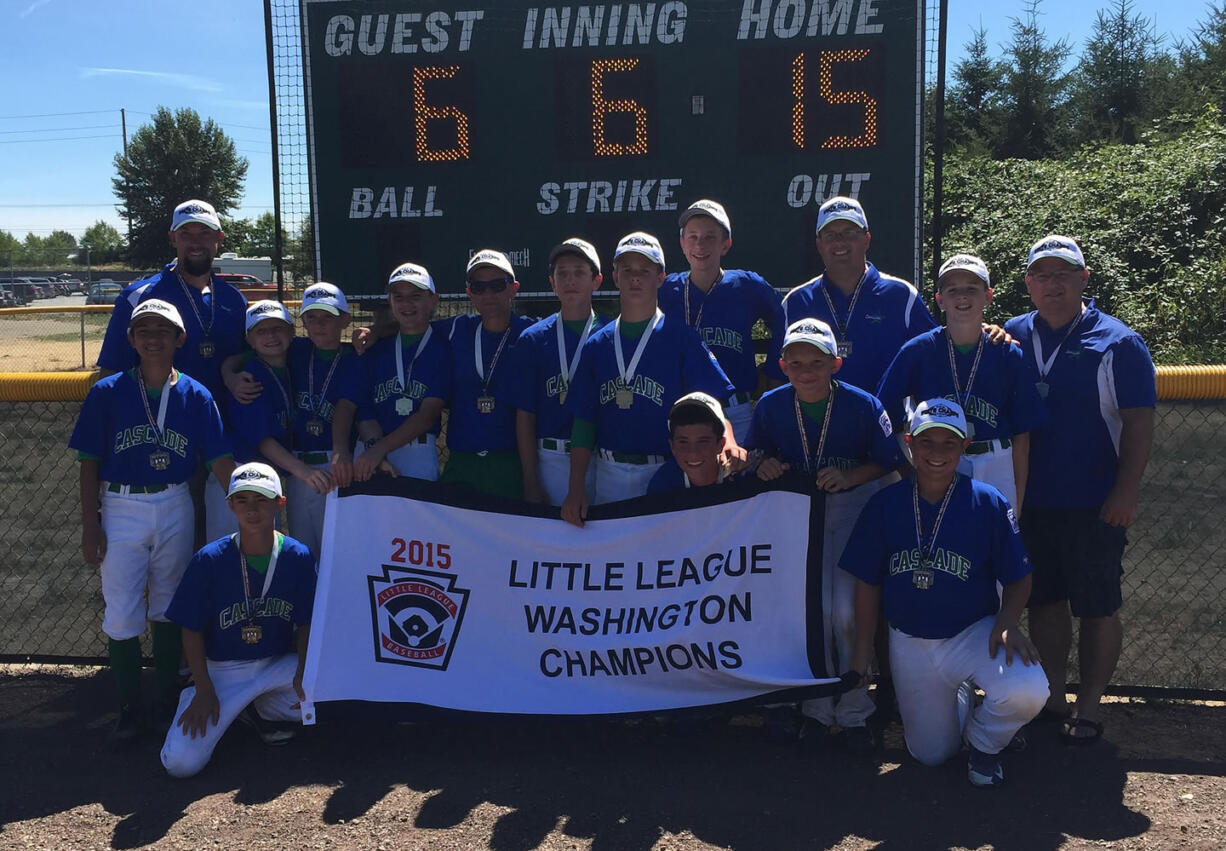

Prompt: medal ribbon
[
  {"left": 263, "top": 365, "right": 295, "bottom": 444},
  {"left": 682, "top": 272, "right": 722, "bottom": 330},
  {"left": 614, "top": 308, "right": 664, "bottom": 389},
  {"left": 1032, "top": 305, "right": 1086, "bottom": 382},
  {"left": 135, "top": 368, "right": 174, "bottom": 452},
  {"left": 474, "top": 322, "right": 512, "bottom": 394},
  {"left": 395, "top": 327, "right": 433, "bottom": 399},
  {"left": 912, "top": 475, "right": 959, "bottom": 569},
  {"left": 819, "top": 269, "right": 868, "bottom": 344},
  {"left": 308, "top": 346, "right": 343, "bottom": 419},
  {"left": 555, "top": 312, "right": 595, "bottom": 396},
  {"left": 793, "top": 385, "right": 836, "bottom": 473},
  {"left": 945, "top": 330, "right": 986, "bottom": 409},
  {"left": 175, "top": 270, "right": 216, "bottom": 339},
  {"left": 236, "top": 532, "right": 282, "bottom": 627}
]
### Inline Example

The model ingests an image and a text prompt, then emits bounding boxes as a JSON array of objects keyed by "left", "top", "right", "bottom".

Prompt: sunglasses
[{"left": 467, "top": 277, "right": 512, "bottom": 294}]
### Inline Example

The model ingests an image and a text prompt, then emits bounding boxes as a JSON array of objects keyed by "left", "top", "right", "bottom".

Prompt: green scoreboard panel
[{"left": 303, "top": 0, "right": 924, "bottom": 296}]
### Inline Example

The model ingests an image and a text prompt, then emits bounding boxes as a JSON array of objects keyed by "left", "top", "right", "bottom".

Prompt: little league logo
[{"left": 368, "top": 566, "right": 469, "bottom": 670}]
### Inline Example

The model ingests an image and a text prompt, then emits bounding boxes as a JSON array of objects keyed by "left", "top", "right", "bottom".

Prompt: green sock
[
  {"left": 151, "top": 621, "right": 182, "bottom": 699},
  {"left": 107, "top": 637, "right": 142, "bottom": 707}
]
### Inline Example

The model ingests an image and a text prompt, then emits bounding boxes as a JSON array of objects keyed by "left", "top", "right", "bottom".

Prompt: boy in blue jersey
[
  {"left": 780, "top": 196, "right": 937, "bottom": 394},
  {"left": 502, "top": 238, "right": 608, "bottom": 506},
  {"left": 283, "top": 283, "right": 363, "bottom": 557},
  {"left": 877, "top": 254, "right": 1046, "bottom": 511},
  {"left": 354, "top": 263, "right": 451, "bottom": 483},
  {"left": 438, "top": 250, "right": 536, "bottom": 498},
  {"left": 748, "top": 318, "right": 905, "bottom": 751},
  {"left": 70, "top": 299, "right": 235, "bottom": 745},
  {"left": 1005, "top": 235, "right": 1156, "bottom": 743},
  {"left": 646, "top": 392, "right": 731, "bottom": 493},
  {"left": 561, "top": 232, "right": 739, "bottom": 525},
  {"left": 660, "top": 200, "right": 785, "bottom": 441},
  {"left": 844, "top": 399, "right": 1048, "bottom": 786},
  {"left": 160, "top": 463, "right": 317, "bottom": 778}
]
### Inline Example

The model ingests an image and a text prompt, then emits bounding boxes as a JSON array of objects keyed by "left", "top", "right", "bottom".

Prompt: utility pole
[{"left": 121, "top": 108, "right": 131, "bottom": 254}]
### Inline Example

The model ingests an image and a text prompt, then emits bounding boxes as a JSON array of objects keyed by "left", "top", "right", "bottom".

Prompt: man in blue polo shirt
[
  {"left": 660, "top": 200, "right": 785, "bottom": 441},
  {"left": 1004, "top": 235, "right": 1155, "bottom": 745}
]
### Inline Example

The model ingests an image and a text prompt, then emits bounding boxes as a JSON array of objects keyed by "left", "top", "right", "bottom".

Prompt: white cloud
[
  {"left": 79, "top": 67, "right": 224, "bottom": 94},
  {"left": 19, "top": 0, "right": 52, "bottom": 18}
]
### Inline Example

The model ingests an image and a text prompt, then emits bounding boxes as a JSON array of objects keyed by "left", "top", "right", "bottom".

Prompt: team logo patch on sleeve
[
  {"left": 878, "top": 410, "right": 893, "bottom": 437},
  {"left": 1006, "top": 507, "right": 1020, "bottom": 534},
  {"left": 369, "top": 566, "right": 470, "bottom": 670}
]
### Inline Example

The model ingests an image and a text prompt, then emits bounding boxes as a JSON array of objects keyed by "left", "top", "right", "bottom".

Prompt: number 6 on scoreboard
[
  {"left": 413, "top": 65, "right": 471, "bottom": 162},
  {"left": 592, "top": 58, "right": 649, "bottom": 157}
]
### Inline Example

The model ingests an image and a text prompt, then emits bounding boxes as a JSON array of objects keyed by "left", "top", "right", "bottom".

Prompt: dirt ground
[{"left": 1, "top": 666, "right": 1222, "bottom": 851}]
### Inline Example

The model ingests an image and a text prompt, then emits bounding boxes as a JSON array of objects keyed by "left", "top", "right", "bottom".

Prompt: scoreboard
[{"left": 302, "top": 0, "right": 924, "bottom": 295}]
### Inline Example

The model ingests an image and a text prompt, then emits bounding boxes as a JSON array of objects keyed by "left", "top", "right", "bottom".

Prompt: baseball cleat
[{"left": 967, "top": 746, "right": 1004, "bottom": 788}]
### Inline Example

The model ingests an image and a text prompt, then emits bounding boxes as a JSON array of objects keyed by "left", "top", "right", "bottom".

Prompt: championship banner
[{"left": 301, "top": 476, "right": 844, "bottom": 721}]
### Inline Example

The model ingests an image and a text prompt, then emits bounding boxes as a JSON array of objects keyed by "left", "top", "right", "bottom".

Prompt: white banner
[{"left": 301, "top": 478, "right": 841, "bottom": 721}]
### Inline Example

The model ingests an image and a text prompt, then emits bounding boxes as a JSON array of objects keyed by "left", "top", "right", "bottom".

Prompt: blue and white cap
[
  {"left": 938, "top": 254, "right": 991, "bottom": 287},
  {"left": 782, "top": 318, "right": 839, "bottom": 357},
  {"left": 227, "top": 461, "right": 283, "bottom": 500},
  {"left": 466, "top": 249, "right": 515, "bottom": 280},
  {"left": 678, "top": 199, "right": 732, "bottom": 238},
  {"left": 614, "top": 231, "right": 665, "bottom": 269},
  {"left": 548, "top": 238, "right": 601, "bottom": 274},
  {"left": 245, "top": 299, "right": 293, "bottom": 333},
  {"left": 171, "top": 199, "right": 221, "bottom": 232},
  {"left": 1027, "top": 235, "right": 1086, "bottom": 270},
  {"left": 816, "top": 196, "right": 868, "bottom": 234},
  {"left": 669, "top": 391, "right": 726, "bottom": 435},
  {"left": 300, "top": 282, "right": 350, "bottom": 316},
  {"left": 129, "top": 299, "right": 185, "bottom": 333},
  {"left": 909, "top": 398, "right": 969, "bottom": 439},
  {"left": 388, "top": 262, "right": 436, "bottom": 293}
]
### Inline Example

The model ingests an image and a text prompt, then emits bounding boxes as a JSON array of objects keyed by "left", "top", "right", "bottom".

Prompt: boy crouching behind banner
[
  {"left": 647, "top": 392, "right": 736, "bottom": 493},
  {"left": 843, "top": 399, "right": 1047, "bottom": 787},
  {"left": 161, "top": 462, "right": 316, "bottom": 778}
]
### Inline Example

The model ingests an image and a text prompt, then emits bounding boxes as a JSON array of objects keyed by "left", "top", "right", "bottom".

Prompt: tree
[
  {"left": 945, "top": 26, "right": 1006, "bottom": 155},
  {"left": 242, "top": 212, "right": 282, "bottom": 257},
  {"left": 997, "top": 0, "right": 1072, "bottom": 159},
  {"left": 287, "top": 217, "right": 315, "bottom": 283},
  {"left": 1173, "top": 2, "right": 1226, "bottom": 115},
  {"left": 80, "top": 221, "right": 125, "bottom": 265},
  {"left": 1068, "top": 0, "right": 1169, "bottom": 145},
  {"left": 113, "top": 106, "right": 248, "bottom": 267},
  {"left": 0, "top": 230, "right": 20, "bottom": 269}
]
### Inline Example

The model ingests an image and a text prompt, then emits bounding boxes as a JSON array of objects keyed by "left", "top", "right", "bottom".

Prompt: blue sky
[{"left": 0, "top": 0, "right": 1214, "bottom": 241}]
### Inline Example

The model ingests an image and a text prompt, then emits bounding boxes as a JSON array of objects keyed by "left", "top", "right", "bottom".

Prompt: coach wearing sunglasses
[{"left": 436, "top": 250, "right": 536, "bottom": 499}]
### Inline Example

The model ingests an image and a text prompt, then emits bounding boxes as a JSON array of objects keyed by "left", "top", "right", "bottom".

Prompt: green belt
[
  {"left": 540, "top": 438, "right": 571, "bottom": 452},
  {"left": 966, "top": 437, "right": 1011, "bottom": 456},
  {"left": 298, "top": 451, "right": 330, "bottom": 465},
  {"left": 602, "top": 451, "right": 665, "bottom": 465},
  {"left": 728, "top": 391, "right": 752, "bottom": 406},
  {"left": 107, "top": 483, "right": 168, "bottom": 494}
]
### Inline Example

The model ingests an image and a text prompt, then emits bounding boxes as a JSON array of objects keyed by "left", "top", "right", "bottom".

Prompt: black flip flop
[{"left": 1059, "top": 716, "right": 1104, "bottom": 746}]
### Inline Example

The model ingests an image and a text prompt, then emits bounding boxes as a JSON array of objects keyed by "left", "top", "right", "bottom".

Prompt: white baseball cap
[
  {"left": 909, "top": 398, "right": 969, "bottom": 439},
  {"left": 678, "top": 199, "right": 732, "bottom": 238},
  {"left": 388, "top": 262, "right": 436, "bottom": 293},
  {"left": 937, "top": 254, "right": 991, "bottom": 287},
  {"left": 1027, "top": 235, "right": 1086, "bottom": 270},
  {"left": 782, "top": 318, "right": 839, "bottom": 357},
  {"left": 816, "top": 196, "right": 868, "bottom": 234},
  {"left": 227, "top": 461, "right": 283, "bottom": 500},
  {"left": 300, "top": 282, "right": 350, "bottom": 316},
  {"left": 129, "top": 299, "right": 186, "bottom": 333},
  {"left": 669, "top": 391, "right": 726, "bottom": 436},
  {"left": 171, "top": 199, "right": 221, "bottom": 232},
  {"left": 548, "top": 238, "right": 601, "bottom": 274},
  {"left": 466, "top": 249, "right": 515, "bottom": 280},
  {"left": 614, "top": 231, "right": 665, "bottom": 269},
  {"left": 245, "top": 300, "right": 294, "bottom": 333}
]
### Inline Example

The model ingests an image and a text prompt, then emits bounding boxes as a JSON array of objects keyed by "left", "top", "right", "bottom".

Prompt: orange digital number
[
  {"left": 389, "top": 538, "right": 452, "bottom": 569},
  {"left": 791, "top": 50, "right": 878, "bottom": 150},
  {"left": 413, "top": 65, "right": 470, "bottom": 162},
  {"left": 591, "top": 58, "right": 648, "bottom": 157}
]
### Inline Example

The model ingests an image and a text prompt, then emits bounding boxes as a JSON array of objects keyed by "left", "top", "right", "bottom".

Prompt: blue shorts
[{"left": 1022, "top": 507, "right": 1126, "bottom": 618}]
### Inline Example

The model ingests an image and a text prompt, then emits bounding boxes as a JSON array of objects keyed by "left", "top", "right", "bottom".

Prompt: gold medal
[
  {"left": 1035, "top": 381, "right": 1049, "bottom": 399},
  {"left": 149, "top": 450, "right": 171, "bottom": 471},
  {"left": 477, "top": 395, "right": 495, "bottom": 414},
  {"left": 306, "top": 418, "right": 325, "bottom": 437},
  {"left": 199, "top": 340, "right": 215, "bottom": 358},
  {"left": 615, "top": 388, "right": 633, "bottom": 409},
  {"left": 913, "top": 564, "right": 935, "bottom": 590},
  {"left": 395, "top": 397, "right": 415, "bottom": 416},
  {"left": 559, "top": 387, "right": 568, "bottom": 405},
  {"left": 836, "top": 341, "right": 852, "bottom": 357},
  {"left": 241, "top": 624, "right": 263, "bottom": 644}
]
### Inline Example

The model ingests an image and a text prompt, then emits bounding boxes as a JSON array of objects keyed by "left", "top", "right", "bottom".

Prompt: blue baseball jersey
[
  {"left": 779, "top": 263, "right": 936, "bottom": 391},
  {"left": 438, "top": 314, "right": 535, "bottom": 453},
  {"left": 359, "top": 330, "right": 452, "bottom": 437},
  {"left": 745, "top": 381, "right": 904, "bottom": 478},
  {"left": 876, "top": 328, "right": 1047, "bottom": 441},
  {"left": 841, "top": 475, "right": 1031, "bottom": 640},
  {"left": 69, "top": 370, "right": 231, "bottom": 485},
  {"left": 659, "top": 269, "right": 784, "bottom": 395},
  {"left": 499, "top": 312, "right": 613, "bottom": 440},
  {"left": 227, "top": 358, "right": 294, "bottom": 465},
  {"left": 645, "top": 460, "right": 744, "bottom": 494},
  {"left": 1004, "top": 299, "right": 1156, "bottom": 509},
  {"left": 166, "top": 532, "right": 317, "bottom": 662},
  {"left": 287, "top": 338, "right": 365, "bottom": 452},
  {"left": 564, "top": 313, "right": 735, "bottom": 456},
  {"left": 96, "top": 264, "right": 248, "bottom": 399}
]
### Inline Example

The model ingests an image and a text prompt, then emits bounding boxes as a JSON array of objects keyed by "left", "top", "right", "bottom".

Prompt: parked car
[
  {"left": 216, "top": 272, "right": 275, "bottom": 291},
  {"left": 85, "top": 281, "right": 123, "bottom": 305},
  {"left": 0, "top": 287, "right": 16, "bottom": 307}
]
